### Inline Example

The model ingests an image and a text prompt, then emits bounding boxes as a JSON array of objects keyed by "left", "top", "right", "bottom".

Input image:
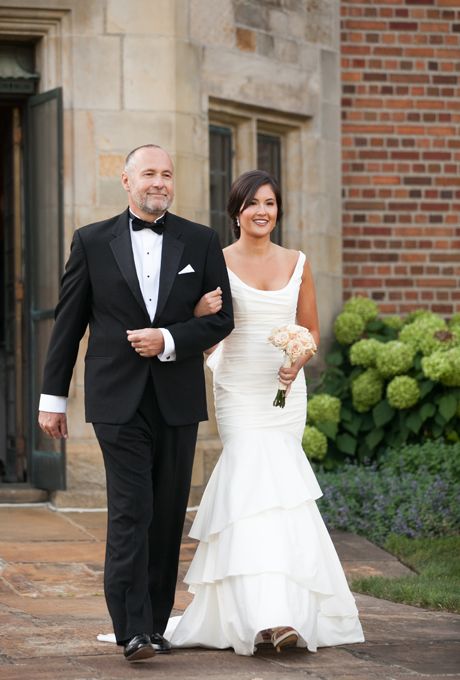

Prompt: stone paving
[{"left": 0, "top": 506, "right": 459, "bottom": 679}]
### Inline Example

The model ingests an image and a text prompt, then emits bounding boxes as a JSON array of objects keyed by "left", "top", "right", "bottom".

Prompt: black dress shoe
[
  {"left": 150, "top": 632, "right": 172, "bottom": 654},
  {"left": 123, "top": 634, "right": 155, "bottom": 661}
]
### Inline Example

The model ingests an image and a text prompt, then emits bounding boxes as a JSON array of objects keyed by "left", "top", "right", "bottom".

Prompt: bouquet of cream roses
[{"left": 268, "top": 324, "right": 317, "bottom": 408}]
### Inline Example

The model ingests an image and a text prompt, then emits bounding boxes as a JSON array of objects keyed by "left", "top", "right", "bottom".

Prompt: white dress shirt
[{"left": 39, "top": 212, "right": 176, "bottom": 413}]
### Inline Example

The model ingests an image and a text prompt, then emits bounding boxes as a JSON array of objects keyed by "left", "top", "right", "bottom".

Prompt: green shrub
[
  {"left": 384, "top": 441, "right": 460, "bottom": 480},
  {"left": 349, "top": 338, "right": 381, "bottom": 368},
  {"left": 399, "top": 314, "right": 446, "bottom": 354},
  {"left": 387, "top": 376, "right": 420, "bottom": 410},
  {"left": 302, "top": 426, "right": 328, "bottom": 461},
  {"left": 351, "top": 368, "right": 383, "bottom": 413},
  {"left": 422, "top": 347, "right": 460, "bottom": 387},
  {"left": 308, "top": 394, "right": 341, "bottom": 424},
  {"left": 312, "top": 300, "right": 460, "bottom": 466},
  {"left": 419, "top": 329, "right": 459, "bottom": 357},
  {"left": 375, "top": 341, "right": 414, "bottom": 378},
  {"left": 382, "top": 315, "right": 404, "bottom": 331},
  {"left": 343, "top": 296, "right": 379, "bottom": 323},
  {"left": 333, "top": 311, "right": 365, "bottom": 345}
]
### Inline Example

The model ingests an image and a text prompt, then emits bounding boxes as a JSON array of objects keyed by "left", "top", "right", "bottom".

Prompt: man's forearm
[{"left": 165, "top": 309, "right": 234, "bottom": 362}]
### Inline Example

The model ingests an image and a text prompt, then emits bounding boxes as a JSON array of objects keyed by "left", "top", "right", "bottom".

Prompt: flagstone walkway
[{"left": 0, "top": 506, "right": 458, "bottom": 679}]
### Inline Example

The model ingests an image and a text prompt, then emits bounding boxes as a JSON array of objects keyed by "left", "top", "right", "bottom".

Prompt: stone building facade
[{"left": 0, "top": 0, "right": 341, "bottom": 504}]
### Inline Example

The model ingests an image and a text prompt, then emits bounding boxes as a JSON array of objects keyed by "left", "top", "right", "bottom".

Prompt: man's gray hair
[{"left": 124, "top": 144, "right": 164, "bottom": 172}]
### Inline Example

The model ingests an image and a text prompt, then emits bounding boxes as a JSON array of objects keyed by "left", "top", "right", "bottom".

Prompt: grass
[{"left": 351, "top": 534, "right": 460, "bottom": 614}]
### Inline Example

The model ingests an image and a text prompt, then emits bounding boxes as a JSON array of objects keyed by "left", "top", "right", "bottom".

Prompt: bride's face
[{"left": 239, "top": 184, "right": 278, "bottom": 239}]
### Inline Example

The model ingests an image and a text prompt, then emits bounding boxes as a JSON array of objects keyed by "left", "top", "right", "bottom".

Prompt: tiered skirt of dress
[{"left": 166, "top": 428, "right": 364, "bottom": 656}]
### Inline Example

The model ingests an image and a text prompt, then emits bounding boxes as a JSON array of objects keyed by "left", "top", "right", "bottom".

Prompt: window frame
[{"left": 209, "top": 99, "right": 307, "bottom": 248}]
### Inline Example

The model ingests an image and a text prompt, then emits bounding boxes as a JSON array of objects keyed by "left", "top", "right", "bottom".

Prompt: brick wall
[{"left": 341, "top": 0, "right": 460, "bottom": 316}]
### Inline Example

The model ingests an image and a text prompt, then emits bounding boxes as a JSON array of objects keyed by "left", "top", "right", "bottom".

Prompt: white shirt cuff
[
  {"left": 39, "top": 394, "right": 68, "bottom": 413},
  {"left": 157, "top": 328, "right": 176, "bottom": 362}
]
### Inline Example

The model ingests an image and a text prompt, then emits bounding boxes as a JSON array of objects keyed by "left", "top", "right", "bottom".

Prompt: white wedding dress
[{"left": 165, "top": 252, "right": 364, "bottom": 655}]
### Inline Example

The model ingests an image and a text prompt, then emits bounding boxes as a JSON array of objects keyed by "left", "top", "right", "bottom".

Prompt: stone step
[{"left": 0, "top": 484, "right": 48, "bottom": 504}]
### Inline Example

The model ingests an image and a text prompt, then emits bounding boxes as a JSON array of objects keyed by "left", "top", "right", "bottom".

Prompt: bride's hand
[
  {"left": 278, "top": 352, "right": 315, "bottom": 386},
  {"left": 194, "top": 287, "right": 223, "bottom": 318}
]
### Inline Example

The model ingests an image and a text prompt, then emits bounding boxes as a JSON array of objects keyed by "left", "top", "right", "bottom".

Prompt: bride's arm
[
  {"left": 194, "top": 287, "right": 223, "bottom": 354},
  {"left": 296, "top": 260, "right": 320, "bottom": 351},
  {"left": 278, "top": 259, "right": 320, "bottom": 385}
]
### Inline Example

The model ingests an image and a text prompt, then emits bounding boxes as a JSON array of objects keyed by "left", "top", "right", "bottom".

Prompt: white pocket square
[{"left": 178, "top": 264, "right": 195, "bottom": 275}]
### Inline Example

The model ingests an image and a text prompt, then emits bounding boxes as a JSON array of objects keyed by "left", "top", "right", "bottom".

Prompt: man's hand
[
  {"left": 38, "top": 412, "right": 68, "bottom": 439},
  {"left": 127, "top": 328, "right": 165, "bottom": 357}
]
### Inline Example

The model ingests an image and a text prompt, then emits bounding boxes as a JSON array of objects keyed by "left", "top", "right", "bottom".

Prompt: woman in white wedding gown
[{"left": 166, "top": 170, "right": 364, "bottom": 656}]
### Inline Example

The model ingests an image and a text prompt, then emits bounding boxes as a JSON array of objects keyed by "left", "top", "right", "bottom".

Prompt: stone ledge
[
  {"left": 51, "top": 488, "right": 107, "bottom": 510},
  {"left": 0, "top": 485, "right": 48, "bottom": 504}
]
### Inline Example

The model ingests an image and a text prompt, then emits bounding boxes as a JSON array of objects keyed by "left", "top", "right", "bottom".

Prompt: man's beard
[{"left": 137, "top": 193, "right": 171, "bottom": 216}]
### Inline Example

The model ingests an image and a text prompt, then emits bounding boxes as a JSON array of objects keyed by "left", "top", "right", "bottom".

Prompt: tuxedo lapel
[
  {"left": 109, "top": 210, "right": 150, "bottom": 319},
  {"left": 153, "top": 215, "right": 184, "bottom": 325}
]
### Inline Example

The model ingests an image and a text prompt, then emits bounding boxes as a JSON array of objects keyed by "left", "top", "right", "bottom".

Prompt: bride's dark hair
[{"left": 227, "top": 170, "right": 283, "bottom": 239}]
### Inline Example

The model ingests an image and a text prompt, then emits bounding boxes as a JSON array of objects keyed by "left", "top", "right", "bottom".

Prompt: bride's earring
[{"left": 236, "top": 217, "right": 240, "bottom": 227}]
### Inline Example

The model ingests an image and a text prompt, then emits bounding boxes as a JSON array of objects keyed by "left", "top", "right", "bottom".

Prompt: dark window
[
  {"left": 257, "top": 133, "right": 282, "bottom": 244},
  {"left": 209, "top": 125, "right": 233, "bottom": 246}
]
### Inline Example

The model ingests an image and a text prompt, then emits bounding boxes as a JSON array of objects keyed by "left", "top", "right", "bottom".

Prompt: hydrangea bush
[
  {"left": 349, "top": 338, "right": 381, "bottom": 368},
  {"left": 307, "top": 394, "right": 341, "bottom": 424},
  {"left": 351, "top": 368, "right": 383, "bottom": 413},
  {"left": 333, "top": 312, "right": 365, "bottom": 345},
  {"left": 375, "top": 341, "right": 415, "bottom": 378},
  {"left": 302, "top": 426, "right": 327, "bottom": 461},
  {"left": 306, "top": 297, "right": 460, "bottom": 467},
  {"left": 422, "top": 347, "right": 460, "bottom": 387},
  {"left": 386, "top": 376, "right": 420, "bottom": 409}
]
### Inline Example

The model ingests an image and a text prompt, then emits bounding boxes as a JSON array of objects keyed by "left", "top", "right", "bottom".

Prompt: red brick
[
  {"left": 391, "top": 151, "right": 419, "bottom": 160},
  {"left": 417, "top": 278, "right": 457, "bottom": 287},
  {"left": 388, "top": 202, "right": 419, "bottom": 210},
  {"left": 373, "top": 175, "right": 401, "bottom": 184},
  {"left": 420, "top": 202, "right": 450, "bottom": 210},
  {"left": 374, "top": 46, "right": 404, "bottom": 55},
  {"left": 363, "top": 72, "right": 388, "bottom": 81},
  {"left": 431, "top": 253, "right": 460, "bottom": 262},
  {"left": 401, "top": 253, "right": 427, "bottom": 262},
  {"left": 351, "top": 278, "right": 384, "bottom": 287},
  {"left": 423, "top": 152, "right": 451, "bottom": 160},
  {"left": 345, "top": 20, "right": 388, "bottom": 30},
  {"left": 385, "top": 278, "right": 415, "bottom": 286},
  {"left": 389, "top": 21, "right": 419, "bottom": 30},
  {"left": 403, "top": 176, "right": 432, "bottom": 185}
]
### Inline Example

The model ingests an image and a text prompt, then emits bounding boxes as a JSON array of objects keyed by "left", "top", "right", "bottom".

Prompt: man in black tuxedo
[{"left": 38, "top": 144, "right": 233, "bottom": 662}]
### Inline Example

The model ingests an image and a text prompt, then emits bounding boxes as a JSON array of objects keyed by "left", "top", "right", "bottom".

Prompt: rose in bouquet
[{"left": 268, "top": 324, "right": 317, "bottom": 408}]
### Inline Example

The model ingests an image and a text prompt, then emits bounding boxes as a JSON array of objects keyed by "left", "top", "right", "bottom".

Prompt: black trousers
[{"left": 94, "top": 378, "right": 198, "bottom": 644}]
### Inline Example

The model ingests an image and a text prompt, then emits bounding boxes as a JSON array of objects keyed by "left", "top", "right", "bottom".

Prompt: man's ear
[{"left": 121, "top": 172, "right": 130, "bottom": 192}]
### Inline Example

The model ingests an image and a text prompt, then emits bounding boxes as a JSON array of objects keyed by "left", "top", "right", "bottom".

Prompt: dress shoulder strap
[{"left": 296, "top": 250, "right": 307, "bottom": 273}]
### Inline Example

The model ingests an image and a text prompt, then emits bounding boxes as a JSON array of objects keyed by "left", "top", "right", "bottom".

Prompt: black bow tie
[{"left": 130, "top": 212, "right": 166, "bottom": 235}]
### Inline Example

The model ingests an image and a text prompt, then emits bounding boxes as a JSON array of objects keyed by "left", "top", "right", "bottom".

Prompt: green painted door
[{"left": 27, "top": 88, "right": 65, "bottom": 490}]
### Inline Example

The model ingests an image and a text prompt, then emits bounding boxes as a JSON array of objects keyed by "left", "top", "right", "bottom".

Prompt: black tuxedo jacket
[{"left": 41, "top": 209, "right": 234, "bottom": 426}]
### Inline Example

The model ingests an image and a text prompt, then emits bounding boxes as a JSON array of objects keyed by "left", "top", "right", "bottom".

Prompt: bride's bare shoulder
[
  {"left": 273, "top": 244, "right": 300, "bottom": 266},
  {"left": 223, "top": 244, "right": 238, "bottom": 266}
]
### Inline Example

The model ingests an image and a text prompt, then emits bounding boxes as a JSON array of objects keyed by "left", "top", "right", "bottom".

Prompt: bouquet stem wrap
[
  {"left": 268, "top": 324, "right": 317, "bottom": 408},
  {"left": 273, "top": 355, "right": 292, "bottom": 408}
]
